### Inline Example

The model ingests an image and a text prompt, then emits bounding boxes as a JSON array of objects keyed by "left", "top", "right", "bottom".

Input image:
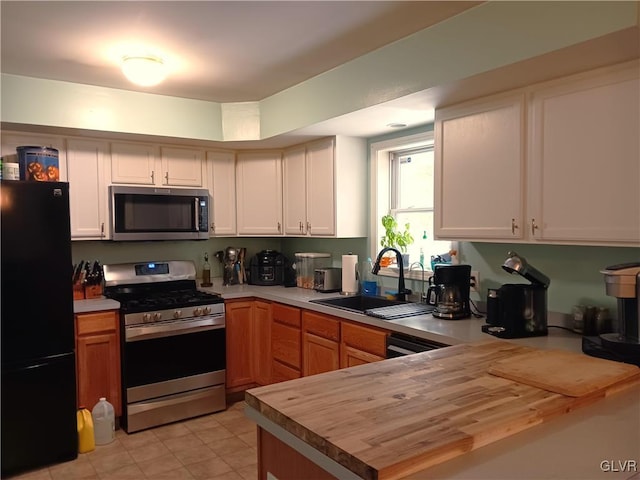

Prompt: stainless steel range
[{"left": 103, "top": 260, "right": 225, "bottom": 433}]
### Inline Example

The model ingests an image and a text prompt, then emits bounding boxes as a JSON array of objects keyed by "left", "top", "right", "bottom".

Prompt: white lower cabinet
[
  {"left": 206, "top": 150, "right": 237, "bottom": 236},
  {"left": 236, "top": 151, "right": 283, "bottom": 235},
  {"left": 66, "top": 139, "right": 110, "bottom": 240},
  {"left": 435, "top": 60, "right": 639, "bottom": 246}
]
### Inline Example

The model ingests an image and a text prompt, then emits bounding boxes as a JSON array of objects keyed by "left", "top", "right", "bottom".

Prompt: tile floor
[{"left": 9, "top": 401, "right": 258, "bottom": 480}]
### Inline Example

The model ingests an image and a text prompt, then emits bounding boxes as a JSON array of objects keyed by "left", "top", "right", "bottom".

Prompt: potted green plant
[{"left": 380, "top": 214, "right": 414, "bottom": 267}]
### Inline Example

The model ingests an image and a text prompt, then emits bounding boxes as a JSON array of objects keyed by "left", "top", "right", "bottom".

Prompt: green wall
[
  {"left": 72, "top": 238, "right": 282, "bottom": 282},
  {"left": 461, "top": 242, "right": 639, "bottom": 315}
]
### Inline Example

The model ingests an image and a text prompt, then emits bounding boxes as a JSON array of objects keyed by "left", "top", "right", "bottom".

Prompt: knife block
[
  {"left": 73, "top": 285, "right": 85, "bottom": 300},
  {"left": 84, "top": 284, "right": 103, "bottom": 299}
]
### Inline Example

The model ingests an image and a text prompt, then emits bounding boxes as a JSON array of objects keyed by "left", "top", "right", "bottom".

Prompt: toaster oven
[{"left": 314, "top": 267, "right": 342, "bottom": 293}]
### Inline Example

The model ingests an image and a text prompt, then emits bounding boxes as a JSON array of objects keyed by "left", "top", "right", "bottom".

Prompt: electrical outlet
[{"left": 470, "top": 271, "right": 480, "bottom": 293}]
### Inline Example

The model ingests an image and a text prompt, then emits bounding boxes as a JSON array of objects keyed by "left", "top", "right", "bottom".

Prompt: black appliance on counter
[
  {"left": 248, "top": 250, "right": 287, "bottom": 286},
  {"left": 583, "top": 263, "right": 640, "bottom": 366},
  {"left": 1, "top": 181, "right": 78, "bottom": 476},
  {"left": 483, "top": 251, "right": 550, "bottom": 339},
  {"left": 426, "top": 264, "right": 472, "bottom": 320}
]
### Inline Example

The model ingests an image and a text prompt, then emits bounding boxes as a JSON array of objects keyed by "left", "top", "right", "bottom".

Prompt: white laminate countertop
[
  {"left": 72, "top": 283, "right": 581, "bottom": 351},
  {"left": 201, "top": 283, "right": 583, "bottom": 352},
  {"left": 73, "top": 297, "right": 120, "bottom": 314}
]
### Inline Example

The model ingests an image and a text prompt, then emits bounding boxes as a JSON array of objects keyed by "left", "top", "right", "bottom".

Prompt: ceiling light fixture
[
  {"left": 387, "top": 122, "right": 407, "bottom": 128},
  {"left": 121, "top": 55, "right": 167, "bottom": 87}
]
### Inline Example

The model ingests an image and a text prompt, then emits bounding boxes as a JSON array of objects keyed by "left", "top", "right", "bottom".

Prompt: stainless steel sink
[{"left": 309, "top": 295, "right": 407, "bottom": 314}]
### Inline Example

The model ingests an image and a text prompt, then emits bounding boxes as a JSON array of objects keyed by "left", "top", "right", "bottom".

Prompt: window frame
[{"left": 369, "top": 130, "right": 453, "bottom": 279}]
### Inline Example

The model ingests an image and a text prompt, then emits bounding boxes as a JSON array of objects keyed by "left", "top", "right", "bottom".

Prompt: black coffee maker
[
  {"left": 426, "top": 264, "right": 472, "bottom": 319},
  {"left": 483, "top": 251, "right": 550, "bottom": 338}
]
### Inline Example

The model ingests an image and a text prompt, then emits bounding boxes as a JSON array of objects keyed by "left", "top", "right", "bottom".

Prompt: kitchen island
[
  {"left": 202, "top": 284, "right": 638, "bottom": 479},
  {"left": 245, "top": 341, "right": 640, "bottom": 480}
]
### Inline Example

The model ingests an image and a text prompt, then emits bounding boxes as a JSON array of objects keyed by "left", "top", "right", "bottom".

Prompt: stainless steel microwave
[{"left": 109, "top": 186, "right": 209, "bottom": 241}]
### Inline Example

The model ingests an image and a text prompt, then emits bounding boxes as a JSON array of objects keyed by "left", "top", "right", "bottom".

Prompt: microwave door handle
[{"left": 194, "top": 198, "right": 200, "bottom": 232}]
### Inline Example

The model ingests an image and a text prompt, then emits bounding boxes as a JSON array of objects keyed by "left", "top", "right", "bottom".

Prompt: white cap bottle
[{"left": 91, "top": 397, "right": 115, "bottom": 445}]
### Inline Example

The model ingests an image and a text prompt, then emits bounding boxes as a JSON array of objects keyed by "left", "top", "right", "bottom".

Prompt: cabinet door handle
[
  {"left": 100, "top": 222, "right": 104, "bottom": 238},
  {"left": 299, "top": 221, "right": 303, "bottom": 232},
  {"left": 151, "top": 171, "right": 155, "bottom": 184},
  {"left": 211, "top": 223, "right": 215, "bottom": 233},
  {"left": 511, "top": 218, "right": 519, "bottom": 235},
  {"left": 307, "top": 221, "right": 311, "bottom": 233},
  {"left": 277, "top": 222, "right": 281, "bottom": 232},
  {"left": 531, "top": 218, "right": 539, "bottom": 236},
  {"left": 165, "top": 172, "right": 169, "bottom": 184}
]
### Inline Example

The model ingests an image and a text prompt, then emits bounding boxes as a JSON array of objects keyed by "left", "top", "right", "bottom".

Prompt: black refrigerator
[{"left": 1, "top": 181, "right": 78, "bottom": 476}]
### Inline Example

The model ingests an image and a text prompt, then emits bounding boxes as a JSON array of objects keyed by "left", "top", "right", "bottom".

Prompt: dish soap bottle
[
  {"left": 419, "top": 230, "right": 427, "bottom": 267},
  {"left": 201, "top": 253, "right": 212, "bottom": 287}
]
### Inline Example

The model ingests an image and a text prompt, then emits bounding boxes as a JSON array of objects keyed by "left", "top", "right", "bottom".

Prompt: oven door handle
[{"left": 126, "top": 316, "right": 225, "bottom": 342}]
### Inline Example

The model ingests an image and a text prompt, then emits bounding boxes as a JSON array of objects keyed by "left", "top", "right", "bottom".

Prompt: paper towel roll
[{"left": 341, "top": 254, "right": 359, "bottom": 295}]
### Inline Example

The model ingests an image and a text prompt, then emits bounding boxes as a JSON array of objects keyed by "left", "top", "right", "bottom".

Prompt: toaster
[{"left": 314, "top": 268, "right": 342, "bottom": 293}]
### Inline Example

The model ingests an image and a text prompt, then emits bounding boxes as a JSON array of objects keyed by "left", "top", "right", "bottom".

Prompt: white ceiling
[{"left": 0, "top": 1, "right": 481, "bottom": 141}]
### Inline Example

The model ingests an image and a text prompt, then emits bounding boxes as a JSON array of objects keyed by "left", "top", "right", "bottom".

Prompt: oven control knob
[
  {"left": 173, "top": 310, "right": 182, "bottom": 319},
  {"left": 203, "top": 306, "right": 212, "bottom": 315},
  {"left": 143, "top": 313, "right": 152, "bottom": 323},
  {"left": 193, "top": 307, "right": 203, "bottom": 316},
  {"left": 153, "top": 312, "right": 162, "bottom": 321}
]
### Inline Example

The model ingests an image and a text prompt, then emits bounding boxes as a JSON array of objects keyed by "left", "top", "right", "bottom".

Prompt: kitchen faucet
[
  {"left": 409, "top": 261, "right": 426, "bottom": 304},
  {"left": 371, "top": 247, "right": 411, "bottom": 301}
]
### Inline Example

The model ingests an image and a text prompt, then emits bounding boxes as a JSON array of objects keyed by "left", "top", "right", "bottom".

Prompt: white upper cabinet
[
  {"left": 305, "top": 138, "right": 336, "bottom": 236},
  {"left": 435, "top": 61, "right": 640, "bottom": 246},
  {"left": 236, "top": 151, "right": 283, "bottom": 235},
  {"left": 527, "top": 62, "right": 639, "bottom": 245},
  {"left": 111, "top": 143, "right": 203, "bottom": 187},
  {"left": 283, "top": 145, "right": 308, "bottom": 235},
  {"left": 206, "top": 150, "right": 237, "bottom": 236},
  {"left": 1, "top": 132, "right": 67, "bottom": 181},
  {"left": 283, "top": 139, "right": 336, "bottom": 236},
  {"left": 283, "top": 137, "right": 366, "bottom": 238},
  {"left": 111, "top": 142, "right": 157, "bottom": 185},
  {"left": 160, "top": 147, "right": 203, "bottom": 187},
  {"left": 435, "top": 93, "right": 526, "bottom": 240},
  {"left": 66, "top": 138, "right": 110, "bottom": 240}
]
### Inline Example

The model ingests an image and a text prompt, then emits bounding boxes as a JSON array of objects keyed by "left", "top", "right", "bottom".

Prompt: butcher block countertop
[{"left": 246, "top": 341, "right": 640, "bottom": 480}]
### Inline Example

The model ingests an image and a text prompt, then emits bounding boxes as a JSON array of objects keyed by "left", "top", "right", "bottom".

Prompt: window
[{"left": 370, "top": 131, "right": 452, "bottom": 272}]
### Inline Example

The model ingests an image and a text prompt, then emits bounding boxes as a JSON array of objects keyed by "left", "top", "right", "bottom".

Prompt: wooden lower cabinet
[
  {"left": 302, "top": 311, "right": 340, "bottom": 376},
  {"left": 253, "top": 300, "right": 272, "bottom": 386},
  {"left": 225, "top": 300, "right": 255, "bottom": 391},
  {"left": 224, "top": 299, "right": 390, "bottom": 391},
  {"left": 259, "top": 428, "right": 335, "bottom": 480},
  {"left": 75, "top": 310, "right": 122, "bottom": 416},
  {"left": 341, "top": 345, "right": 385, "bottom": 367},
  {"left": 340, "top": 321, "right": 388, "bottom": 369},
  {"left": 271, "top": 303, "right": 302, "bottom": 382}
]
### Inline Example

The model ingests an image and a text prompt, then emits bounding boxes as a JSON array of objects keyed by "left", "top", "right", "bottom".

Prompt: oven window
[
  {"left": 123, "top": 329, "right": 225, "bottom": 387},
  {"left": 114, "top": 193, "right": 197, "bottom": 232}
]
